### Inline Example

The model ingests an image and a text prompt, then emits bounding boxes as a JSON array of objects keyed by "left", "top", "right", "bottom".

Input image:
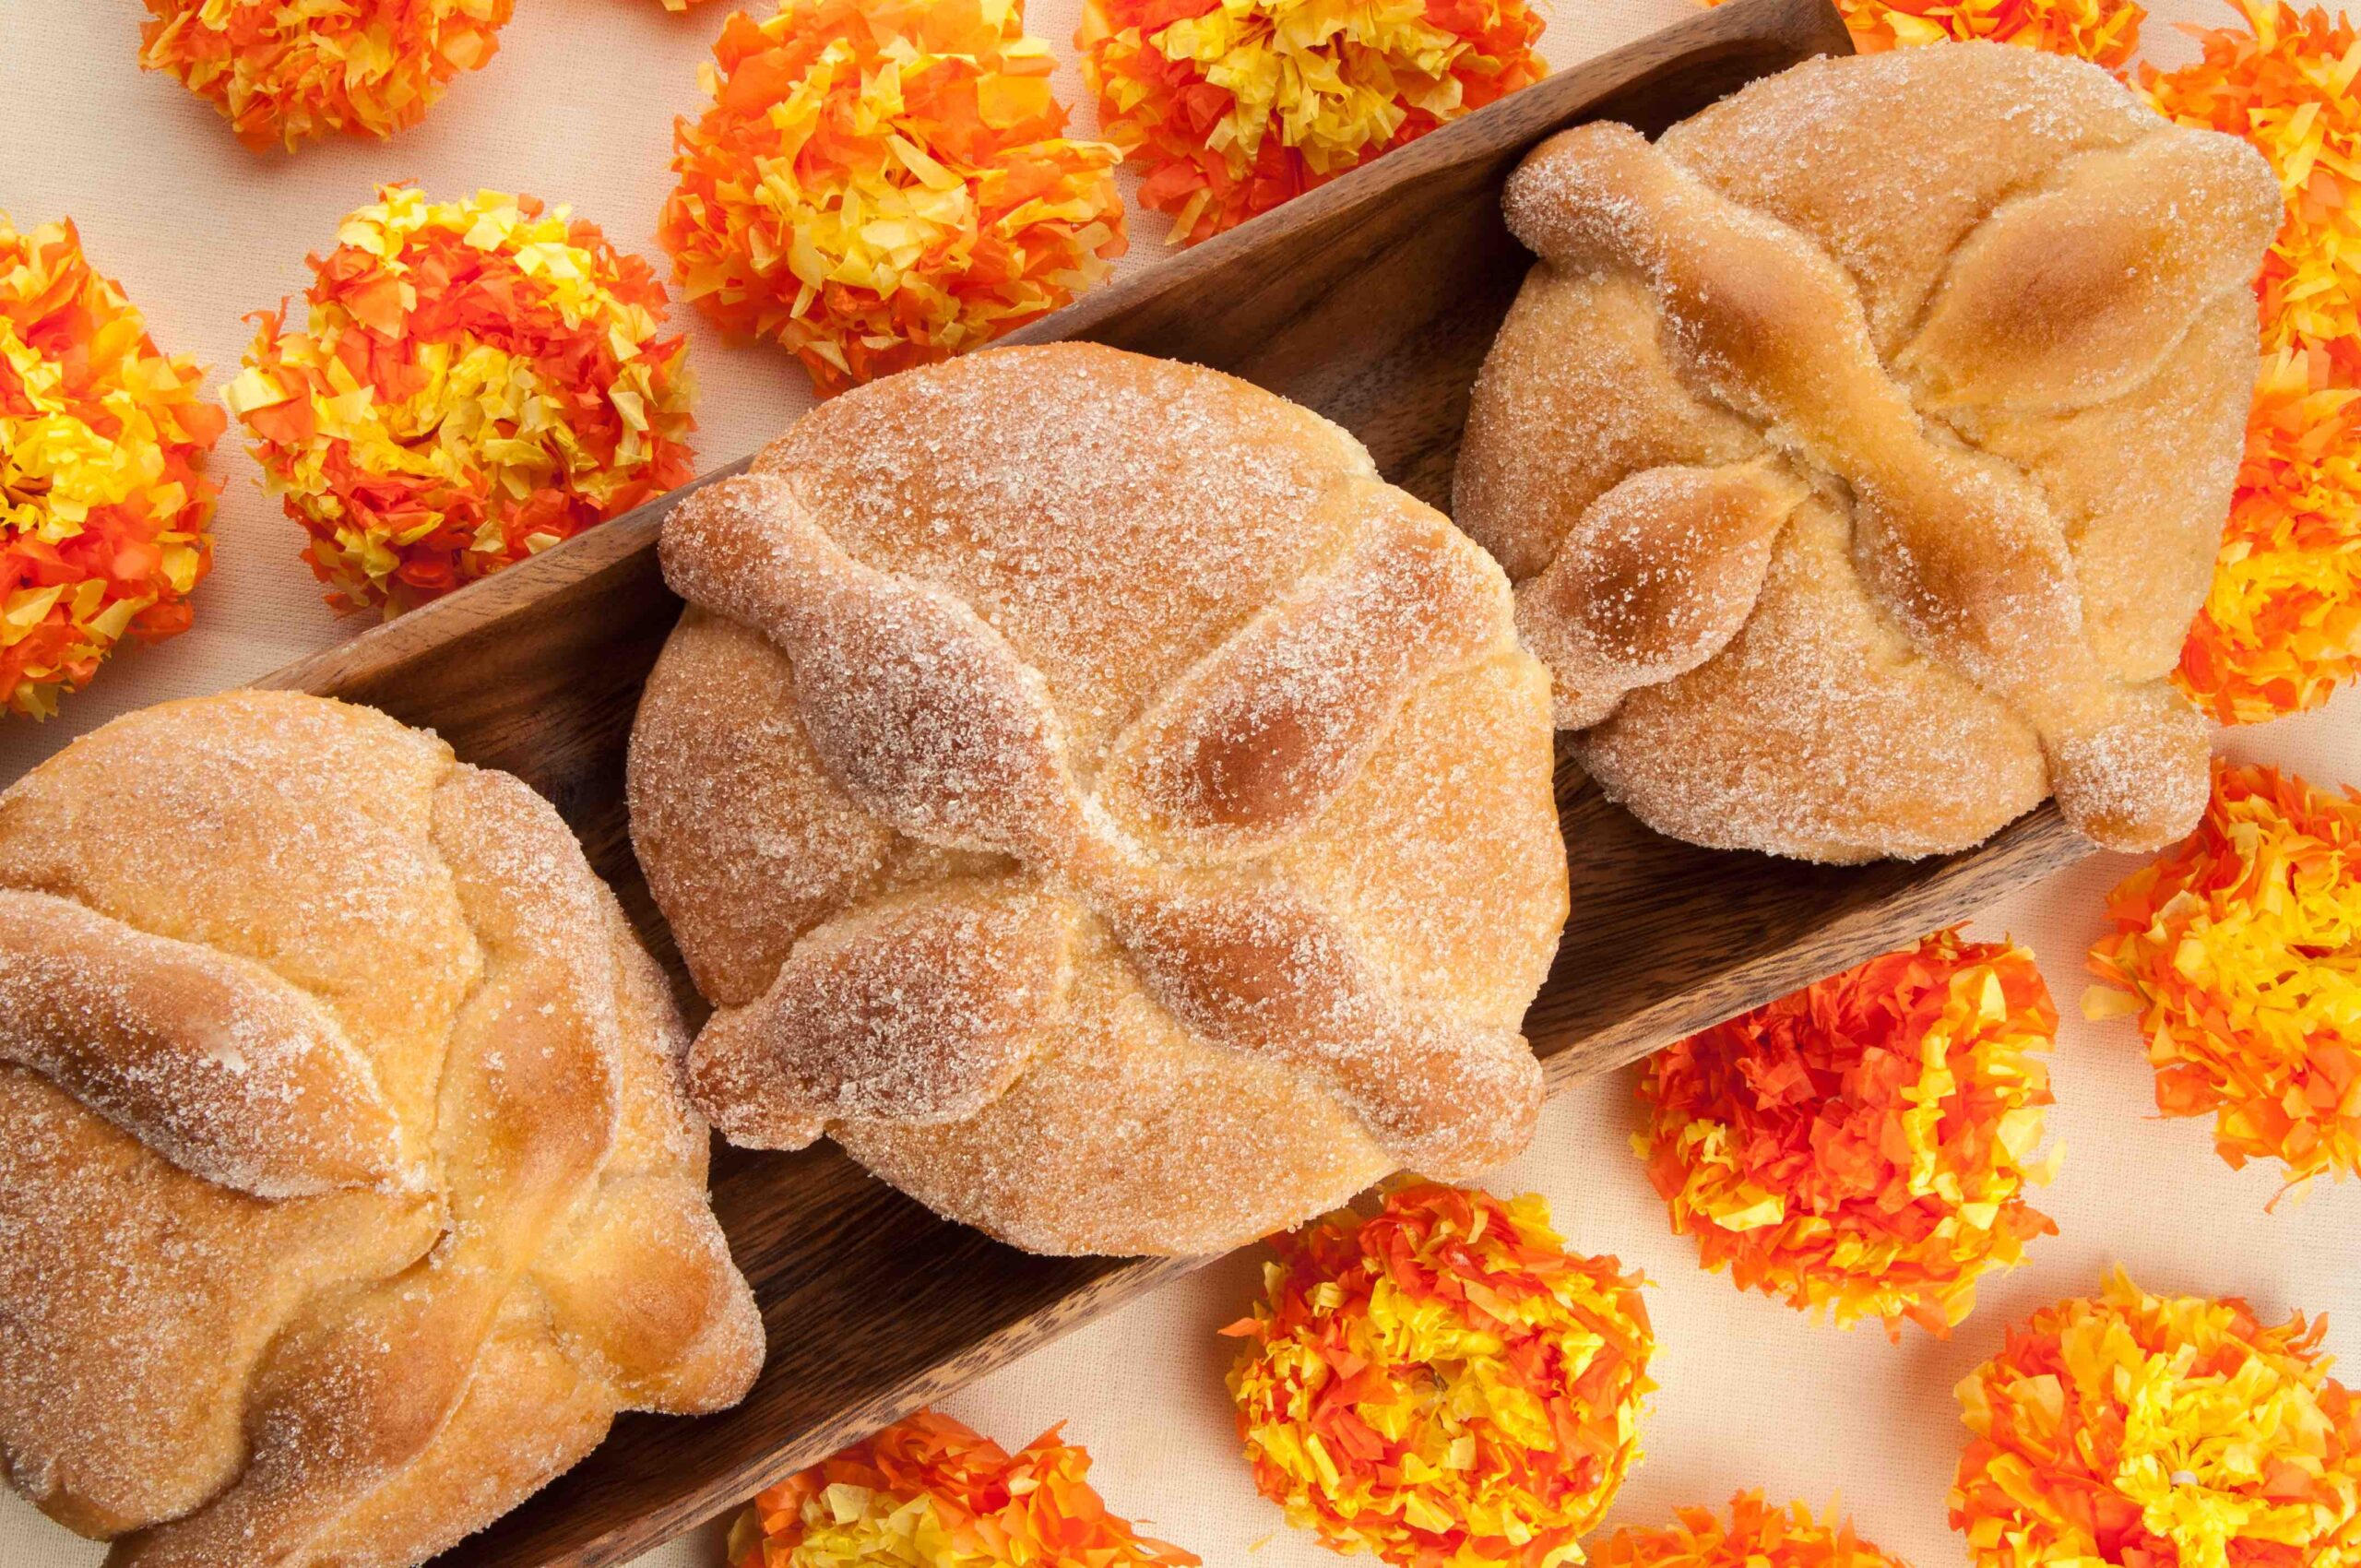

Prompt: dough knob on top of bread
[
  {"left": 629, "top": 342, "right": 1571, "bottom": 1257},
  {"left": 1457, "top": 43, "right": 2280, "bottom": 863},
  {"left": 0, "top": 690, "right": 760, "bottom": 1568}
]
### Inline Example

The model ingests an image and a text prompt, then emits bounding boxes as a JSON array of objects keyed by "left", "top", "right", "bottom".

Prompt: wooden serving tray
[{"left": 255, "top": 0, "right": 2098, "bottom": 1560}]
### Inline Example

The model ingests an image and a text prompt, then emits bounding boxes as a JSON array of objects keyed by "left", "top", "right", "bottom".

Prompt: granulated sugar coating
[
  {"left": 1458, "top": 43, "right": 2282, "bottom": 863},
  {"left": 630, "top": 343, "right": 1570, "bottom": 1257},
  {"left": 0, "top": 690, "right": 760, "bottom": 1566}
]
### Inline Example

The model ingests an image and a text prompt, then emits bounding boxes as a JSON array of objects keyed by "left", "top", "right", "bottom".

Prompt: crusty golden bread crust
[
  {"left": 1455, "top": 44, "right": 2279, "bottom": 862},
  {"left": 628, "top": 343, "right": 1569, "bottom": 1256},
  {"left": 0, "top": 690, "right": 761, "bottom": 1568}
]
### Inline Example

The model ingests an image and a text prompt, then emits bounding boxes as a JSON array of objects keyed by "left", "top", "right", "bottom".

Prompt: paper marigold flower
[
  {"left": 659, "top": 0, "right": 1126, "bottom": 398},
  {"left": 1594, "top": 1494, "right": 1914, "bottom": 1568},
  {"left": 723, "top": 1408, "right": 1201, "bottom": 1567},
  {"left": 137, "top": 0, "right": 514, "bottom": 151},
  {"left": 226, "top": 186, "right": 694, "bottom": 617},
  {"left": 0, "top": 214, "right": 220, "bottom": 719},
  {"left": 1638, "top": 929, "right": 2060, "bottom": 1340},
  {"left": 1083, "top": 0, "right": 1548, "bottom": 244},
  {"left": 2086, "top": 761, "right": 2361, "bottom": 1185},
  {"left": 1699, "top": 0, "right": 2142, "bottom": 62},
  {"left": 1223, "top": 1181, "right": 1654, "bottom": 1568},
  {"left": 2176, "top": 350, "right": 2361, "bottom": 723},
  {"left": 2146, "top": 1, "right": 2361, "bottom": 372},
  {"left": 1950, "top": 1270, "right": 2361, "bottom": 1568},
  {"left": 2147, "top": 0, "right": 2361, "bottom": 722}
]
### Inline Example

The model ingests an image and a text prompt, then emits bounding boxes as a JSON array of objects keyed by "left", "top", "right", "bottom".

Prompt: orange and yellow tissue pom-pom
[
  {"left": 726, "top": 1408, "right": 1198, "bottom": 1567},
  {"left": 1952, "top": 1271, "right": 2361, "bottom": 1568},
  {"left": 228, "top": 186, "right": 694, "bottom": 616},
  {"left": 2088, "top": 761, "right": 2361, "bottom": 1185},
  {"left": 1639, "top": 929, "right": 2058, "bottom": 1339},
  {"left": 1, "top": 214, "right": 219, "bottom": 718},
  {"left": 2149, "top": 1, "right": 2361, "bottom": 722},
  {"left": 138, "top": 0, "right": 514, "bottom": 151},
  {"left": 1083, "top": 0, "right": 1548, "bottom": 244},
  {"left": 659, "top": 0, "right": 1126, "bottom": 398},
  {"left": 1595, "top": 1494, "right": 1915, "bottom": 1568},
  {"left": 1226, "top": 1181, "right": 1654, "bottom": 1568}
]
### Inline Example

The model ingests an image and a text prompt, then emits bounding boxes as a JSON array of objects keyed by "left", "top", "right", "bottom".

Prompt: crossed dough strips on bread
[
  {"left": 630, "top": 345, "right": 1570, "bottom": 1257},
  {"left": 0, "top": 691, "right": 760, "bottom": 1568},
  {"left": 1455, "top": 44, "right": 2282, "bottom": 863}
]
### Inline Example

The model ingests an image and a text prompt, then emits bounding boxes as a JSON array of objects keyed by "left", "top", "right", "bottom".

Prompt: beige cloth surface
[{"left": 2, "top": 1, "right": 2355, "bottom": 1565}]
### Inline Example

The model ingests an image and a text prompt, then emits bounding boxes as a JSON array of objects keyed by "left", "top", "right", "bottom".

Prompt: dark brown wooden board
[{"left": 246, "top": 1, "right": 2106, "bottom": 1562}]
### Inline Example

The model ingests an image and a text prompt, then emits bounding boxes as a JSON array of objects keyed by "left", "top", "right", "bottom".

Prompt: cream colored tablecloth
[{"left": 3, "top": 1, "right": 2356, "bottom": 1564}]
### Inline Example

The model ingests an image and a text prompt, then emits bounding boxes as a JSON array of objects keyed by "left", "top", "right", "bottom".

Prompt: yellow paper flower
[
  {"left": 659, "top": 0, "right": 1126, "bottom": 397},
  {"left": 1082, "top": 0, "right": 1548, "bottom": 244},
  {"left": 0, "top": 214, "right": 219, "bottom": 718},
  {"left": 2086, "top": 761, "right": 2361, "bottom": 1185},
  {"left": 228, "top": 186, "right": 695, "bottom": 616},
  {"left": 1951, "top": 1271, "right": 2361, "bottom": 1568},
  {"left": 1225, "top": 1181, "right": 1654, "bottom": 1568},
  {"left": 138, "top": 0, "right": 515, "bottom": 151},
  {"left": 1639, "top": 930, "right": 2060, "bottom": 1339}
]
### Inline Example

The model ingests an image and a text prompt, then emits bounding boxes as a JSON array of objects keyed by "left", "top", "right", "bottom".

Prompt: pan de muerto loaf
[
  {"left": 0, "top": 691, "right": 761, "bottom": 1568},
  {"left": 1455, "top": 44, "right": 2281, "bottom": 863},
  {"left": 628, "top": 343, "right": 1569, "bottom": 1256}
]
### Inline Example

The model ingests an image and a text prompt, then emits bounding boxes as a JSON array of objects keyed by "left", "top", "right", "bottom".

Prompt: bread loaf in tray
[{"left": 629, "top": 343, "right": 1572, "bottom": 1257}]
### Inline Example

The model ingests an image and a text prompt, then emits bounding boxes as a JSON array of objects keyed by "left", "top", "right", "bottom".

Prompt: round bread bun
[
  {"left": 1455, "top": 43, "right": 2281, "bottom": 863},
  {"left": 628, "top": 342, "right": 1569, "bottom": 1257},
  {"left": 0, "top": 690, "right": 761, "bottom": 1568}
]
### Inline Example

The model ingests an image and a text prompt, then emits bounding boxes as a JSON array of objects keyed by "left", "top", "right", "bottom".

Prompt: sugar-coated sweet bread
[
  {"left": 628, "top": 343, "right": 1569, "bottom": 1257},
  {"left": 0, "top": 690, "right": 761, "bottom": 1568},
  {"left": 1456, "top": 44, "right": 2281, "bottom": 863}
]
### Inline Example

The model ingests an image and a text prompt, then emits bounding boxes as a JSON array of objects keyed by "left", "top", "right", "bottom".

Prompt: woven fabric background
[{"left": 1, "top": 1, "right": 2355, "bottom": 1565}]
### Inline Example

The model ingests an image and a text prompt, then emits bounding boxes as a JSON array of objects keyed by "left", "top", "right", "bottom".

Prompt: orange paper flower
[
  {"left": 0, "top": 214, "right": 219, "bottom": 718},
  {"left": 1083, "top": 0, "right": 1548, "bottom": 244},
  {"left": 1224, "top": 1181, "right": 1654, "bottom": 1568},
  {"left": 137, "top": 0, "right": 514, "bottom": 151},
  {"left": 1594, "top": 1495, "right": 1915, "bottom": 1568},
  {"left": 227, "top": 186, "right": 694, "bottom": 616},
  {"left": 1638, "top": 930, "right": 2060, "bottom": 1339},
  {"left": 1951, "top": 1270, "right": 2361, "bottom": 1568},
  {"left": 2086, "top": 761, "right": 2361, "bottom": 1185},
  {"left": 2148, "top": 0, "right": 2361, "bottom": 723},
  {"left": 725, "top": 1408, "right": 1200, "bottom": 1567},
  {"left": 659, "top": 0, "right": 1126, "bottom": 398}
]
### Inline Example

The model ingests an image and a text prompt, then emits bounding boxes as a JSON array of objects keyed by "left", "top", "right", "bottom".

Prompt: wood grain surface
[{"left": 244, "top": 2, "right": 2098, "bottom": 1562}]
